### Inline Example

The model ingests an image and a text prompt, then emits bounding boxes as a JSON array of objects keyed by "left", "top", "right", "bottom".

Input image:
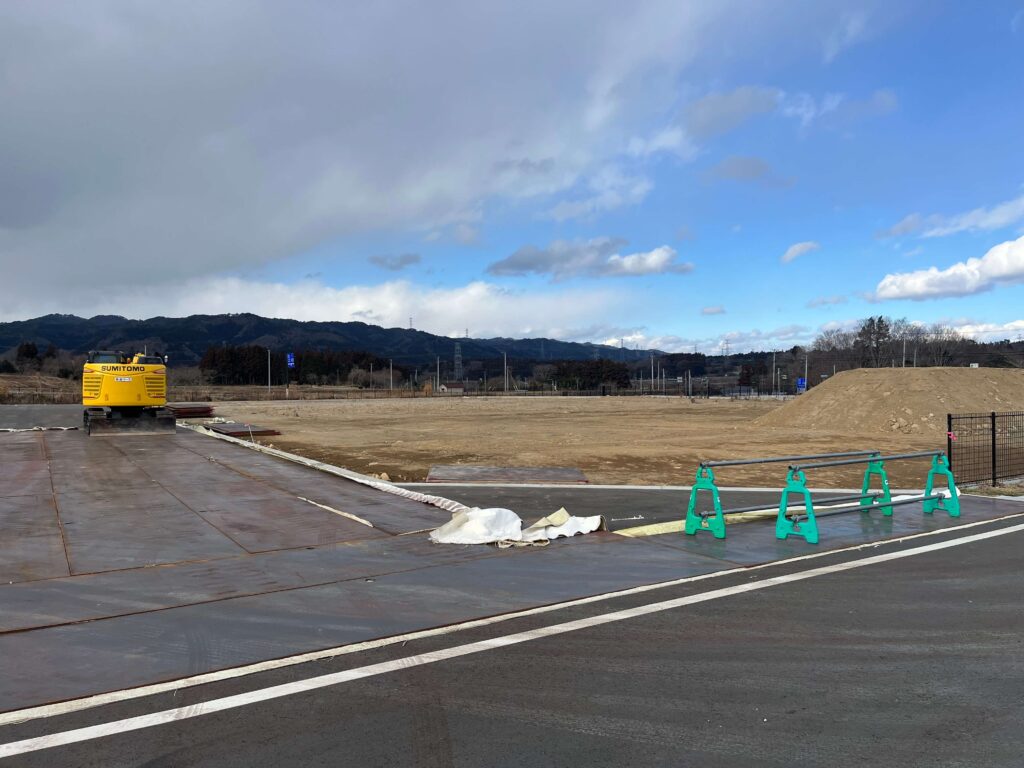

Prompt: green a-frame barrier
[
  {"left": 684, "top": 465, "right": 726, "bottom": 539},
  {"left": 686, "top": 451, "right": 960, "bottom": 544}
]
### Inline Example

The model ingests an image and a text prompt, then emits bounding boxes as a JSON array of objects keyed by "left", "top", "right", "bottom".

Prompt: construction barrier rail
[
  {"left": 685, "top": 450, "right": 880, "bottom": 539},
  {"left": 685, "top": 449, "right": 959, "bottom": 544}
]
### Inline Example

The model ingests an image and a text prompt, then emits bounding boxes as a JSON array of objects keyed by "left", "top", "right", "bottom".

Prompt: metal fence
[{"left": 947, "top": 411, "right": 1024, "bottom": 485}]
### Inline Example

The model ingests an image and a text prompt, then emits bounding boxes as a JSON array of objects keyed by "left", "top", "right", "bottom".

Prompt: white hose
[{"left": 178, "top": 422, "right": 471, "bottom": 515}]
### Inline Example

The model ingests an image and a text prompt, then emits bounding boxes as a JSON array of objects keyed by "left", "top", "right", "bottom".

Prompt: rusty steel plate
[{"left": 0, "top": 494, "right": 70, "bottom": 583}]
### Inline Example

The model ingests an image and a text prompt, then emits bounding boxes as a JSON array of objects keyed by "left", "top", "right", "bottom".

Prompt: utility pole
[
  {"left": 436, "top": 356, "right": 440, "bottom": 392},
  {"left": 772, "top": 350, "right": 776, "bottom": 394},
  {"left": 389, "top": 359, "right": 393, "bottom": 391},
  {"left": 902, "top": 338, "right": 907, "bottom": 368},
  {"left": 369, "top": 362, "right": 373, "bottom": 390},
  {"left": 651, "top": 355, "right": 654, "bottom": 387},
  {"left": 804, "top": 354, "right": 808, "bottom": 387},
  {"left": 267, "top": 348, "right": 271, "bottom": 392},
  {"left": 503, "top": 352, "right": 508, "bottom": 394}
]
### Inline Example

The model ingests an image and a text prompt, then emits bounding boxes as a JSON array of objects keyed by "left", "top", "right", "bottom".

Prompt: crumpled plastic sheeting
[
  {"left": 430, "top": 506, "right": 604, "bottom": 546},
  {"left": 428, "top": 507, "right": 522, "bottom": 545}
]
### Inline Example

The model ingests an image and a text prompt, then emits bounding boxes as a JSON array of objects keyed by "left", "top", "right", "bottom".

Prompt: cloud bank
[{"left": 874, "top": 235, "right": 1024, "bottom": 300}]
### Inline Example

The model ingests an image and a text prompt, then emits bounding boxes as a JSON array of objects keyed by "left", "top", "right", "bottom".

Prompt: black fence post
[
  {"left": 947, "top": 413, "right": 953, "bottom": 471},
  {"left": 991, "top": 411, "right": 998, "bottom": 486}
]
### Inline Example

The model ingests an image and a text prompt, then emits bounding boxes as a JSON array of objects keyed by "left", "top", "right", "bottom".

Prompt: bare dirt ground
[{"left": 214, "top": 396, "right": 943, "bottom": 488}]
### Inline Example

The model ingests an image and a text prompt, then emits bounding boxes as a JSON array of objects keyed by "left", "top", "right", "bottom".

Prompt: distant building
[{"left": 438, "top": 381, "right": 465, "bottom": 394}]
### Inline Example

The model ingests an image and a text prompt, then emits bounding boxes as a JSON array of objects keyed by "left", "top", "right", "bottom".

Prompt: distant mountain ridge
[{"left": 0, "top": 313, "right": 659, "bottom": 366}]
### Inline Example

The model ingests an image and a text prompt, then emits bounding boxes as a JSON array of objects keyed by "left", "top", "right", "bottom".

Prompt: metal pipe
[
  {"left": 702, "top": 450, "right": 879, "bottom": 468},
  {"left": 792, "top": 451, "right": 942, "bottom": 471},
  {"left": 703, "top": 492, "right": 880, "bottom": 517},
  {"left": 700, "top": 503, "right": 780, "bottom": 516},
  {"left": 791, "top": 494, "right": 944, "bottom": 522}
]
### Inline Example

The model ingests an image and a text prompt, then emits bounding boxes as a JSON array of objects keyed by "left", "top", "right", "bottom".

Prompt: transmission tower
[{"left": 454, "top": 342, "right": 463, "bottom": 380}]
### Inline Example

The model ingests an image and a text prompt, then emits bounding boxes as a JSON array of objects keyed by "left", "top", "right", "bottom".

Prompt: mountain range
[{"left": 0, "top": 314, "right": 659, "bottom": 366}]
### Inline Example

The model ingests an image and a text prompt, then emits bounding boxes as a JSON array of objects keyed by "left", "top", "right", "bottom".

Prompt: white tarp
[{"left": 430, "top": 506, "right": 604, "bottom": 546}]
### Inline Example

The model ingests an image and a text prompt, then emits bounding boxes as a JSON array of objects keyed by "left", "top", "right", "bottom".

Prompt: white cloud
[
  {"left": 604, "top": 314, "right": 1024, "bottom": 354},
  {"left": 951, "top": 319, "right": 1024, "bottom": 342},
  {"left": 823, "top": 10, "right": 869, "bottom": 63},
  {"left": 684, "top": 86, "right": 779, "bottom": 140},
  {"left": 600, "top": 323, "right": 814, "bottom": 354},
  {"left": 922, "top": 194, "right": 1024, "bottom": 238},
  {"left": 874, "top": 235, "right": 1024, "bottom": 300},
  {"left": 627, "top": 126, "right": 696, "bottom": 159},
  {"left": 779, "top": 92, "right": 844, "bottom": 128},
  {"left": 2, "top": 1, "right": 769, "bottom": 308},
  {"left": 0, "top": 277, "right": 630, "bottom": 341},
  {"left": 547, "top": 167, "right": 653, "bottom": 221},
  {"left": 488, "top": 237, "right": 692, "bottom": 281},
  {"left": 605, "top": 246, "right": 686, "bottom": 276},
  {"left": 779, "top": 89, "right": 895, "bottom": 130},
  {"left": 781, "top": 241, "right": 821, "bottom": 263},
  {"left": 701, "top": 305, "right": 726, "bottom": 315},
  {"left": 880, "top": 194, "right": 1024, "bottom": 239}
]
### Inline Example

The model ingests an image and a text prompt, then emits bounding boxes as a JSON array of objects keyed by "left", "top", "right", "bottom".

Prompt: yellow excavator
[{"left": 81, "top": 351, "right": 176, "bottom": 435}]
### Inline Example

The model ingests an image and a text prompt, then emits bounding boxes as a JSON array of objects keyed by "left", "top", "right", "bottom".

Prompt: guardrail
[{"left": 685, "top": 449, "right": 959, "bottom": 544}]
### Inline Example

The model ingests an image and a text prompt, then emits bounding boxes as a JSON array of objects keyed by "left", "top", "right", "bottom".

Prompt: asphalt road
[{"left": 4, "top": 516, "right": 1022, "bottom": 768}]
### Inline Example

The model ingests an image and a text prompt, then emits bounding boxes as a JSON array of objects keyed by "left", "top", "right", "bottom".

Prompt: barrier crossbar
[
  {"left": 685, "top": 449, "right": 960, "bottom": 544},
  {"left": 790, "top": 450, "right": 943, "bottom": 471},
  {"left": 685, "top": 450, "right": 880, "bottom": 540},
  {"left": 778, "top": 451, "right": 959, "bottom": 544},
  {"left": 701, "top": 450, "right": 879, "bottom": 469}
]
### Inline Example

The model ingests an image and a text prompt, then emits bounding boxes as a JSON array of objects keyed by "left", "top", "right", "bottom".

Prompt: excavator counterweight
[{"left": 82, "top": 351, "right": 176, "bottom": 435}]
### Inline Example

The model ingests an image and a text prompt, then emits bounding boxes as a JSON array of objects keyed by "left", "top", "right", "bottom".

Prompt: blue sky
[{"left": 2, "top": 2, "right": 1024, "bottom": 351}]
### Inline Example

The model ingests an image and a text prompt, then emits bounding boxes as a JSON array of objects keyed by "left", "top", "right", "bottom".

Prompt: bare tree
[{"left": 922, "top": 323, "right": 965, "bottom": 366}]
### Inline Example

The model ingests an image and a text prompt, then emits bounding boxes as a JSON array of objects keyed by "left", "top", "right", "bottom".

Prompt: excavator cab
[{"left": 82, "top": 350, "right": 176, "bottom": 435}]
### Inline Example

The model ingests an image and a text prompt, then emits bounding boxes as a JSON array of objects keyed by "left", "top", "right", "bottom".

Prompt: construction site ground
[
  {"left": 2, "top": 394, "right": 1023, "bottom": 765},
  {"left": 214, "top": 395, "right": 944, "bottom": 487}
]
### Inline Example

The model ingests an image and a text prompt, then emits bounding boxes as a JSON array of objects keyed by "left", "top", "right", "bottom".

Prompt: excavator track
[{"left": 84, "top": 407, "right": 177, "bottom": 436}]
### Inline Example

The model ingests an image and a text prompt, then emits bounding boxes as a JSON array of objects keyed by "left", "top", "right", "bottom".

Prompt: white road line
[
  {"left": 1, "top": 512, "right": 1020, "bottom": 730},
  {"left": 2, "top": 519, "right": 1022, "bottom": 759}
]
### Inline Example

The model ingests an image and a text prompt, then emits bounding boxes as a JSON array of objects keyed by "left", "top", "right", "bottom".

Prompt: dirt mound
[{"left": 755, "top": 368, "right": 1024, "bottom": 434}]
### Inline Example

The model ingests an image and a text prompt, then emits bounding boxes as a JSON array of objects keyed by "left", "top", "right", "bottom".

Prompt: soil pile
[{"left": 755, "top": 368, "right": 1024, "bottom": 434}]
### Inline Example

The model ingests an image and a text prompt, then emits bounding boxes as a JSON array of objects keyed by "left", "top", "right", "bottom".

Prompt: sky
[{"left": 2, "top": 1, "right": 1024, "bottom": 352}]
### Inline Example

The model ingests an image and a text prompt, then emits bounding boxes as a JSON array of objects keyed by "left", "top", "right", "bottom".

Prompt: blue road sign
[
  {"left": 796, "top": 376, "right": 807, "bottom": 392},
  {"left": 286, "top": 352, "right": 295, "bottom": 369}
]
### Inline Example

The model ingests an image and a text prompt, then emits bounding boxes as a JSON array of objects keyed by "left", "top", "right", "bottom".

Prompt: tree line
[
  {"left": 198, "top": 346, "right": 407, "bottom": 386},
  {"left": 811, "top": 316, "right": 1017, "bottom": 368}
]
